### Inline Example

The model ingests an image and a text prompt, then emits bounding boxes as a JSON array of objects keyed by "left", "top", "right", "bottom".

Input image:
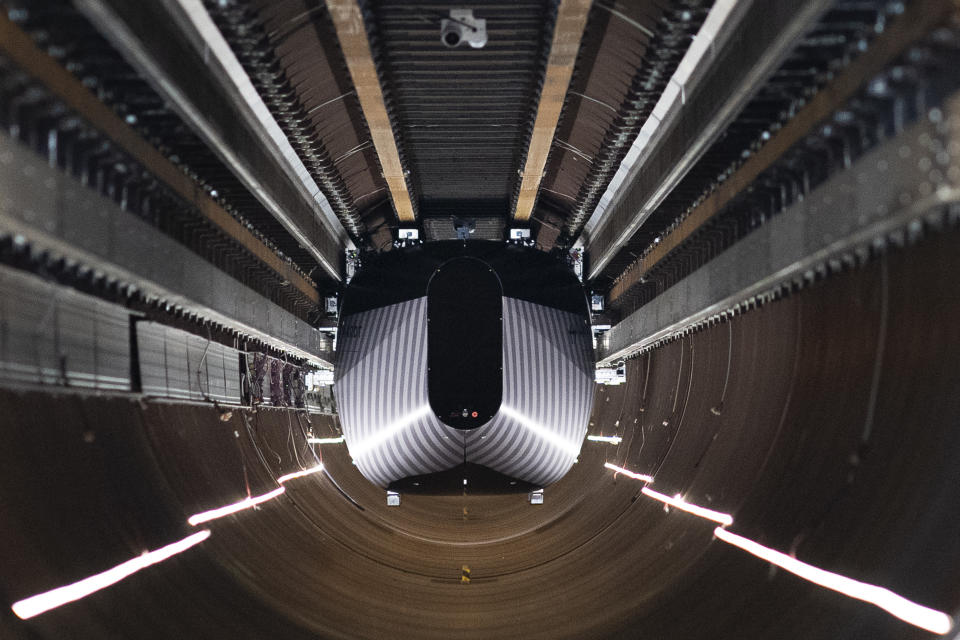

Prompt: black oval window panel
[{"left": 428, "top": 257, "right": 503, "bottom": 429}]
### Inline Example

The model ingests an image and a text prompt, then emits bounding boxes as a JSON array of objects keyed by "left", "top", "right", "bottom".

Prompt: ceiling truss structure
[{"left": 325, "top": 0, "right": 419, "bottom": 224}]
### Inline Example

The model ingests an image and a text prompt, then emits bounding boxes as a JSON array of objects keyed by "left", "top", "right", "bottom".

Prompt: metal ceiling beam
[
  {"left": 511, "top": 0, "right": 592, "bottom": 223},
  {"left": 326, "top": 0, "right": 417, "bottom": 223}
]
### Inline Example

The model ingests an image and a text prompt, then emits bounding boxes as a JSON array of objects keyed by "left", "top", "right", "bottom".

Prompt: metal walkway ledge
[
  {"left": 0, "top": 131, "right": 333, "bottom": 368},
  {"left": 598, "top": 93, "right": 960, "bottom": 366},
  {"left": 583, "top": 0, "right": 834, "bottom": 281}
]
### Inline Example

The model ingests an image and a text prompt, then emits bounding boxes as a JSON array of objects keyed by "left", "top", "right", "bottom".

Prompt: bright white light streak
[
  {"left": 604, "top": 462, "right": 653, "bottom": 483},
  {"left": 187, "top": 487, "right": 285, "bottom": 526},
  {"left": 588, "top": 435, "right": 623, "bottom": 444},
  {"left": 500, "top": 405, "right": 581, "bottom": 459},
  {"left": 277, "top": 463, "right": 325, "bottom": 484},
  {"left": 11, "top": 530, "right": 210, "bottom": 620},
  {"left": 713, "top": 527, "right": 954, "bottom": 635},
  {"left": 307, "top": 436, "right": 344, "bottom": 445},
  {"left": 348, "top": 404, "right": 432, "bottom": 459},
  {"left": 641, "top": 486, "right": 734, "bottom": 526}
]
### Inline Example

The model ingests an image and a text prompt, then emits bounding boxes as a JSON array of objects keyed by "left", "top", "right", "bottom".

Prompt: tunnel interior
[
  {"left": 0, "top": 0, "right": 959, "bottom": 638},
  {"left": 1, "top": 227, "right": 959, "bottom": 639}
]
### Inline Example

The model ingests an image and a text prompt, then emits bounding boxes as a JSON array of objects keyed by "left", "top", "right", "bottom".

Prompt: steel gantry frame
[{"left": 325, "top": 0, "right": 418, "bottom": 224}]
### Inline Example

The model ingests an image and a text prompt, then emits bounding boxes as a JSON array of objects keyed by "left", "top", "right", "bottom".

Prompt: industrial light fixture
[
  {"left": 594, "top": 365, "right": 626, "bottom": 385},
  {"left": 305, "top": 369, "right": 335, "bottom": 389},
  {"left": 324, "top": 295, "right": 338, "bottom": 316},
  {"left": 396, "top": 228, "right": 420, "bottom": 248},
  {"left": 508, "top": 227, "right": 535, "bottom": 247},
  {"left": 307, "top": 436, "right": 344, "bottom": 445}
]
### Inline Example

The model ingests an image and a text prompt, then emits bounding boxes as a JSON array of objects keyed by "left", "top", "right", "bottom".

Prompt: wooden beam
[
  {"left": 512, "top": 0, "right": 592, "bottom": 222},
  {"left": 326, "top": 0, "right": 417, "bottom": 223},
  {"left": 0, "top": 11, "right": 320, "bottom": 304}
]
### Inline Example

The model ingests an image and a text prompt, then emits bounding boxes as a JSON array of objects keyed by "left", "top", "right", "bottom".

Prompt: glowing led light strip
[
  {"left": 11, "top": 530, "right": 210, "bottom": 620},
  {"left": 10, "top": 458, "right": 325, "bottom": 620},
  {"left": 642, "top": 487, "right": 734, "bottom": 526},
  {"left": 500, "top": 405, "right": 582, "bottom": 459},
  {"left": 713, "top": 527, "right": 954, "bottom": 635},
  {"left": 588, "top": 435, "right": 622, "bottom": 444},
  {"left": 603, "top": 463, "right": 731, "bottom": 524},
  {"left": 187, "top": 487, "right": 285, "bottom": 526},
  {"left": 347, "top": 404, "right": 433, "bottom": 459},
  {"left": 277, "top": 463, "right": 325, "bottom": 484},
  {"left": 604, "top": 462, "right": 654, "bottom": 483},
  {"left": 307, "top": 436, "right": 344, "bottom": 445}
]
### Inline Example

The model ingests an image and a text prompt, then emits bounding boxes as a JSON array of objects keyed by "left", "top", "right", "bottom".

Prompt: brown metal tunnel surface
[{"left": 2, "top": 230, "right": 959, "bottom": 639}]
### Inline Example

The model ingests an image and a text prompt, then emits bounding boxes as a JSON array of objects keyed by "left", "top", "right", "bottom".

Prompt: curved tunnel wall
[{"left": 1, "top": 229, "right": 959, "bottom": 639}]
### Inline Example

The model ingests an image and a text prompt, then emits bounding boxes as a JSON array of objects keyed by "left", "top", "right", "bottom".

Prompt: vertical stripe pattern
[
  {"left": 335, "top": 298, "right": 465, "bottom": 487},
  {"left": 466, "top": 298, "right": 594, "bottom": 486},
  {"left": 335, "top": 297, "right": 594, "bottom": 488}
]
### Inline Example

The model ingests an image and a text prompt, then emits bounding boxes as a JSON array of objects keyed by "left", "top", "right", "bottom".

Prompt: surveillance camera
[
  {"left": 440, "top": 9, "right": 487, "bottom": 49},
  {"left": 441, "top": 22, "right": 463, "bottom": 48}
]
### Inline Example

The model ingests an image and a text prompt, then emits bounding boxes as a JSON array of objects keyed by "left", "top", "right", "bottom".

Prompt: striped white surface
[
  {"left": 465, "top": 298, "right": 594, "bottom": 486},
  {"left": 336, "top": 298, "right": 465, "bottom": 487},
  {"left": 335, "top": 297, "right": 594, "bottom": 488}
]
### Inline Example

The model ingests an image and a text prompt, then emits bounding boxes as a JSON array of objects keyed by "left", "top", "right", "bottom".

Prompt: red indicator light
[{"left": 471, "top": 411, "right": 478, "bottom": 418}]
